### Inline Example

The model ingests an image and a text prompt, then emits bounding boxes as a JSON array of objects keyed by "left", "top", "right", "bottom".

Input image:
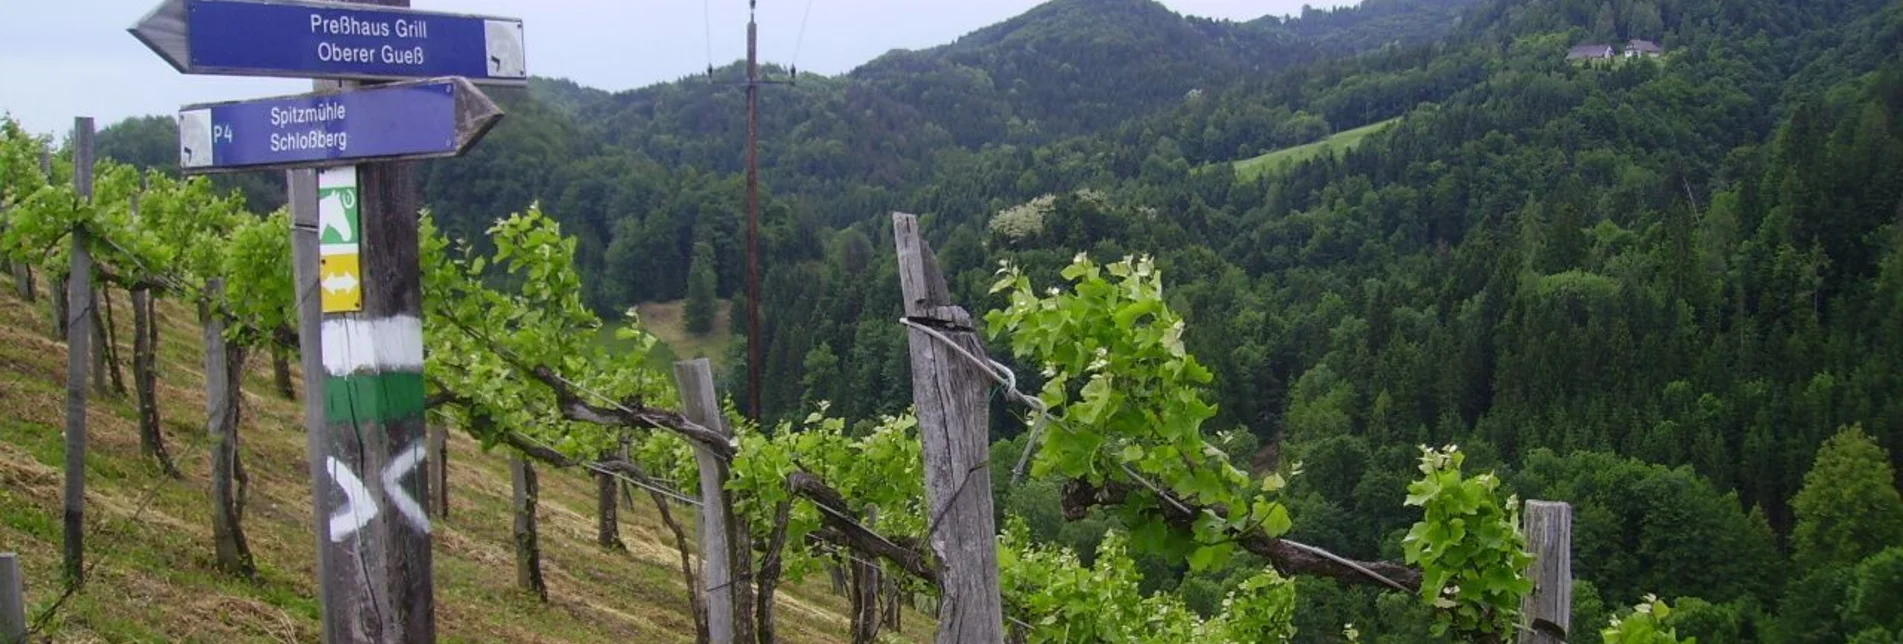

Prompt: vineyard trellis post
[
  {"left": 674, "top": 358, "right": 752, "bottom": 644},
  {"left": 61, "top": 116, "right": 95, "bottom": 591},
  {"left": 892, "top": 211, "right": 1007, "bottom": 643},
  {"left": 1, "top": 552, "right": 25, "bottom": 643},
  {"left": 1518, "top": 500, "right": 1572, "bottom": 644},
  {"left": 428, "top": 423, "right": 449, "bottom": 519}
]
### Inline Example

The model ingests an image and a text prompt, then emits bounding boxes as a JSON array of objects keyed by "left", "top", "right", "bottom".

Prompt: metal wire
[
  {"left": 509, "top": 431, "right": 704, "bottom": 508},
  {"left": 897, "top": 317, "right": 1054, "bottom": 483},
  {"left": 897, "top": 306, "right": 1411, "bottom": 593}
]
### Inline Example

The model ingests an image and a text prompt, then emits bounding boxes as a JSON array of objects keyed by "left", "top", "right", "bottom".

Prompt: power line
[
  {"left": 790, "top": 0, "right": 817, "bottom": 72},
  {"left": 702, "top": 0, "right": 715, "bottom": 75}
]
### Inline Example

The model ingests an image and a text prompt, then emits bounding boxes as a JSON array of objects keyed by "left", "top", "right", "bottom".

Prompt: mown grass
[
  {"left": 0, "top": 279, "right": 920, "bottom": 642},
  {"left": 598, "top": 300, "right": 735, "bottom": 371},
  {"left": 1230, "top": 117, "right": 1401, "bottom": 181}
]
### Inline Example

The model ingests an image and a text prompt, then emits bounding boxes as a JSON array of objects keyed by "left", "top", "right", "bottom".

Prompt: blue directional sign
[
  {"left": 131, "top": 0, "right": 526, "bottom": 85},
  {"left": 177, "top": 77, "right": 502, "bottom": 174}
]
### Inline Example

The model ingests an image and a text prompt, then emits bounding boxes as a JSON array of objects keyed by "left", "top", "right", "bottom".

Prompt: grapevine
[
  {"left": 1402, "top": 445, "right": 1534, "bottom": 640},
  {"left": 986, "top": 253, "right": 1294, "bottom": 572},
  {"left": 1600, "top": 595, "right": 1696, "bottom": 644}
]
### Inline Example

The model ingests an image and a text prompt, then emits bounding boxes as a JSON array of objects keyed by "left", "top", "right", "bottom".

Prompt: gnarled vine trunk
[
  {"left": 131, "top": 287, "right": 177, "bottom": 478},
  {"left": 269, "top": 334, "right": 294, "bottom": 399},
  {"left": 98, "top": 286, "right": 125, "bottom": 396},
  {"left": 883, "top": 576, "right": 903, "bottom": 631},
  {"left": 202, "top": 283, "right": 254, "bottom": 578},
  {"left": 596, "top": 451, "right": 624, "bottom": 551},
  {"left": 90, "top": 287, "right": 112, "bottom": 396},
  {"left": 10, "top": 261, "right": 31, "bottom": 302},
  {"left": 850, "top": 505, "right": 884, "bottom": 644},
  {"left": 50, "top": 274, "right": 66, "bottom": 339},
  {"left": 511, "top": 455, "right": 547, "bottom": 602},
  {"left": 755, "top": 499, "right": 794, "bottom": 644}
]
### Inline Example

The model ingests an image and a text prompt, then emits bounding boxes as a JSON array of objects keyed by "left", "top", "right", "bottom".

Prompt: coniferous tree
[
  {"left": 685, "top": 241, "right": 717, "bottom": 336},
  {"left": 1791, "top": 425, "right": 1903, "bottom": 573}
]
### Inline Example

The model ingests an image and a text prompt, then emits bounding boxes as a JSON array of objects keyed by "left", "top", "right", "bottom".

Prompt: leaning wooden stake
[
  {"left": 203, "top": 279, "right": 255, "bottom": 578},
  {"left": 674, "top": 358, "right": 753, "bottom": 644},
  {"left": 892, "top": 212, "right": 1006, "bottom": 644},
  {"left": 1519, "top": 500, "right": 1572, "bottom": 644},
  {"left": 61, "top": 117, "right": 95, "bottom": 591}
]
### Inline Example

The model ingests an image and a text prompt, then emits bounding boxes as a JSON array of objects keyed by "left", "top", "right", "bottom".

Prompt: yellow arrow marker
[{"left": 321, "top": 253, "right": 364, "bottom": 313}]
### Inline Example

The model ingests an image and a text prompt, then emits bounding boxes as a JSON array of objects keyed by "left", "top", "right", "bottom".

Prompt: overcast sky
[{"left": 1, "top": 0, "right": 1353, "bottom": 137}]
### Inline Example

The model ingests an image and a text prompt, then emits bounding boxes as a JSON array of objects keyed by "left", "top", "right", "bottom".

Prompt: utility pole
[
  {"left": 740, "top": 0, "right": 791, "bottom": 422},
  {"left": 745, "top": 0, "right": 764, "bottom": 422}
]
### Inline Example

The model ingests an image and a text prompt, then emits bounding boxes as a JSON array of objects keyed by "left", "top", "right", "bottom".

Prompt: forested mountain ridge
[
  {"left": 389, "top": 0, "right": 1491, "bottom": 313},
  {"left": 719, "top": 0, "right": 1903, "bottom": 637},
  {"left": 88, "top": 0, "right": 1482, "bottom": 312}
]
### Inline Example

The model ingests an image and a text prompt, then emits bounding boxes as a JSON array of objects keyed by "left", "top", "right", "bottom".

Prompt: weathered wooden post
[
  {"left": 62, "top": 116, "right": 95, "bottom": 591},
  {"left": 674, "top": 358, "right": 752, "bottom": 644},
  {"left": 428, "top": 424, "right": 449, "bottom": 519},
  {"left": 892, "top": 212, "right": 1006, "bottom": 643},
  {"left": 511, "top": 455, "right": 546, "bottom": 602},
  {"left": 1, "top": 552, "right": 25, "bottom": 643},
  {"left": 314, "top": 159, "right": 437, "bottom": 639},
  {"left": 203, "top": 278, "right": 255, "bottom": 578},
  {"left": 1519, "top": 500, "right": 1572, "bottom": 644},
  {"left": 286, "top": 166, "right": 335, "bottom": 635}
]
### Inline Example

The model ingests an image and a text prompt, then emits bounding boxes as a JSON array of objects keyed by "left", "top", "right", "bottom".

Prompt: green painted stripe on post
[{"left": 324, "top": 371, "right": 425, "bottom": 425}]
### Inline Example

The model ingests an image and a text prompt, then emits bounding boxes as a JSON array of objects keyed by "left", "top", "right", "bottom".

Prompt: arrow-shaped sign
[
  {"left": 324, "top": 443, "right": 431, "bottom": 541},
  {"left": 382, "top": 441, "right": 431, "bottom": 534},
  {"left": 326, "top": 456, "right": 378, "bottom": 542},
  {"left": 322, "top": 272, "right": 360, "bottom": 295},
  {"left": 175, "top": 76, "right": 502, "bottom": 174},
  {"left": 130, "top": 0, "right": 526, "bottom": 85}
]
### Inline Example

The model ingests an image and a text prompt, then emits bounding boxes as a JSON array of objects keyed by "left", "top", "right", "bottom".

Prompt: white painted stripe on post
[{"left": 321, "top": 316, "right": 424, "bottom": 376}]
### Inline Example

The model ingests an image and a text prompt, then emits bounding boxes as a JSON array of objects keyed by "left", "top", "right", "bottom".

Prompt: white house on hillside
[
  {"left": 1625, "top": 39, "right": 1664, "bottom": 57},
  {"left": 1567, "top": 43, "right": 1616, "bottom": 60}
]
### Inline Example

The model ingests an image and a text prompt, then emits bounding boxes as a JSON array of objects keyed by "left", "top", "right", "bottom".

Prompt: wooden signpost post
[{"left": 132, "top": 1, "right": 521, "bottom": 640}]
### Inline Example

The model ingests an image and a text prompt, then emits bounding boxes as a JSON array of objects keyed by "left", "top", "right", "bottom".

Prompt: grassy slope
[
  {"left": 1231, "top": 118, "right": 1400, "bottom": 181},
  {"left": 603, "top": 300, "right": 734, "bottom": 370},
  {"left": 0, "top": 282, "right": 920, "bottom": 642}
]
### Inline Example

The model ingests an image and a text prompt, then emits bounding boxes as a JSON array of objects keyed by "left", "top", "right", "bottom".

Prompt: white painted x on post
[{"left": 328, "top": 439, "right": 432, "bottom": 542}]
